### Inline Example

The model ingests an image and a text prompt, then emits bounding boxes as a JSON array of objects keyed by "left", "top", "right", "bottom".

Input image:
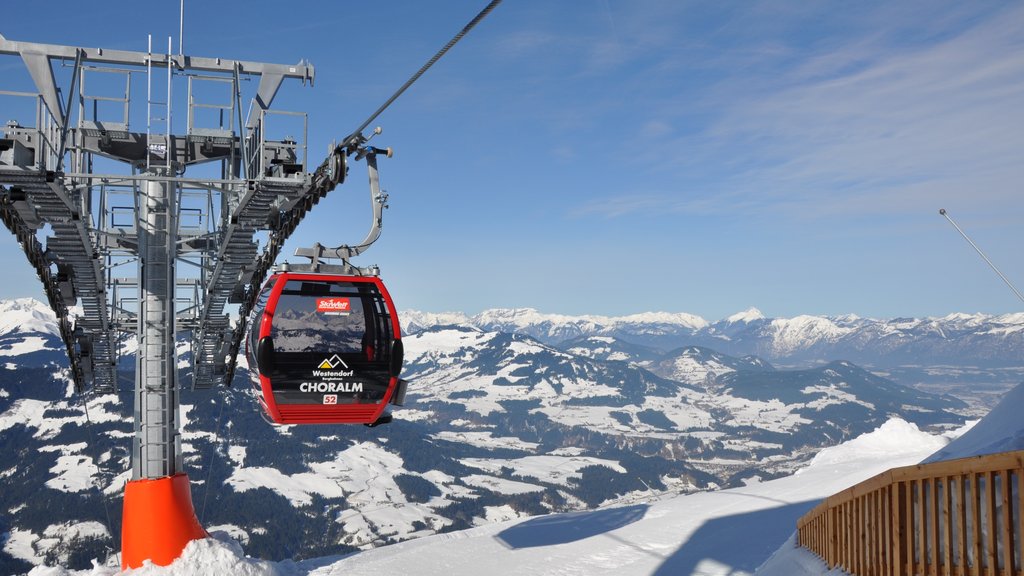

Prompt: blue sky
[{"left": 0, "top": 1, "right": 1021, "bottom": 320}]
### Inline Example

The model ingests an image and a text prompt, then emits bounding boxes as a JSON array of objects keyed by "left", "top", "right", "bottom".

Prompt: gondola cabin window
[{"left": 272, "top": 280, "right": 369, "bottom": 354}]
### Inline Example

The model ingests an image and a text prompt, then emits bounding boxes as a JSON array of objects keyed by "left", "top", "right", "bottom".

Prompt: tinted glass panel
[{"left": 272, "top": 280, "right": 378, "bottom": 353}]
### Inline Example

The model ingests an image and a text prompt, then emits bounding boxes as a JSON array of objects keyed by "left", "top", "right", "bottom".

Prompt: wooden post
[
  {"left": 851, "top": 496, "right": 857, "bottom": 575},
  {"left": 925, "top": 477, "right": 933, "bottom": 573},
  {"left": 876, "top": 490, "right": 883, "bottom": 576},
  {"left": 937, "top": 477, "right": 942, "bottom": 573},
  {"left": 878, "top": 489, "right": 885, "bottom": 576},
  {"left": 999, "top": 471, "right": 1012, "bottom": 576},
  {"left": 973, "top": 473, "right": 984, "bottom": 576},
  {"left": 958, "top": 475, "right": 968, "bottom": 576},
  {"left": 881, "top": 489, "right": 888, "bottom": 576},
  {"left": 830, "top": 505, "right": 837, "bottom": 569},
  {"left": 896, "top": 481, "right": 907, "bottom": 576},
  {"left": 945, "top": 476, "right": 954, "bottom": 576},
  {"left": 883, "top": 486, "right": 891, "bottom": 576},
  {"left": 910, "top": 479, "right": 919, "bottom": 576},
  {"left": 845, "top": 500, "right": 852, "bottom": 572},
  {"left": 869, "top": 493, "right": 874, "bottom": 576},
  {"left": 1017, "top": 468, "right": 1023, "bottom": 576},
  {"left": 984, "top": 472, "right": 995, "bottom": 576},
  {"left": 869, "top": 492, "right": 876, "bottom": 576},
  {"left": 845, "top": 500, "right": 851, "bottom": 572},
  {"left": 858, "top": 495, "right": 865, "bottom": 576}
]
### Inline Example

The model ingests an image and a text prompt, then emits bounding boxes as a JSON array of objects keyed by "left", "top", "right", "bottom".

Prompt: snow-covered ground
[
  {"left": 19, "top": 380, "right": 1023, "bottom": 576},
  {"left": 20, "top": 409, "right": 991, "bottom": 576}
]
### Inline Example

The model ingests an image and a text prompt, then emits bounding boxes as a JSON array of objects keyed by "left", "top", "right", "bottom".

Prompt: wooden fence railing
[{"left": 797, "top": 450, "right": 1024, "bottom": 576}]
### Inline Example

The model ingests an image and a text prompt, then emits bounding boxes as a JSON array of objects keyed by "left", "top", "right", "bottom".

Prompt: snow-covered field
[
  {"left": 225, "top": 441, "right": 451, "bottom": 548},
  {"left": 4, "top": 297, "right": 1019, "bottom": 575},
  {"left": 25, "top": 394, "right": 1016, "bottom": 576}
]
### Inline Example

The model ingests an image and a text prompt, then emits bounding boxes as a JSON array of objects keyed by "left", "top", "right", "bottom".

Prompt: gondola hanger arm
[{"left": 293, "top": 149, "right": 388, "bottom": 274}]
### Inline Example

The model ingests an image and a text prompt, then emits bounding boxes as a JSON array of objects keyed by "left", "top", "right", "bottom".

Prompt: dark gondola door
[{"left": 246, "top": 273, "right": 405, "bottom": 425}]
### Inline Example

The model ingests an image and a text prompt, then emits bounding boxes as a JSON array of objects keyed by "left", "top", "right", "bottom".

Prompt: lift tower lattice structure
[{"left": 0, "top": 32, "right": 373, "bottom": 567}]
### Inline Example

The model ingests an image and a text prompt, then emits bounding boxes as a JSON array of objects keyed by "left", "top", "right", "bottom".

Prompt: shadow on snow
[
  {"left": 495, "top": 504, "right": 648, "bottom": 549},
  {"left": 653, "top": 498, "right": 817, "bottom": 576}
]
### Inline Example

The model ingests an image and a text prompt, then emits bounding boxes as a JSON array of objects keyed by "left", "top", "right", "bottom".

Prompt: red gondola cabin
[{"left": 245, "top": 272, "right": 406, "bottom": 425}]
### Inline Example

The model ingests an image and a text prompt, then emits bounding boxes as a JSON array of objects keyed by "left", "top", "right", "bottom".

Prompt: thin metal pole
[
  {"left": 146, "top": 35, "right": 151, "bottom": 171},
  {"left": 939, "top": 208, "right": 1024, "bottom": 305},
  {"left": 179, "top": 0, "right": 185, "bottom": 57},
  {"left": 167, "top": 37, "right": 172, "bottom": 150}
]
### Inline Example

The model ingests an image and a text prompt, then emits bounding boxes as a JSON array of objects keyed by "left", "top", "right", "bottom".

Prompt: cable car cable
[
  {"left": 76, "top": 389, "right": 120, "bottom": 565},
  {"left": 939, "top": 208, "right": 1024, "bottom": 304},
  {"left": 343, "top": 0, "right": 503, "bottom": 149},
  {"left": 199, "top": 392, "right": 230, "bottom": 523}
]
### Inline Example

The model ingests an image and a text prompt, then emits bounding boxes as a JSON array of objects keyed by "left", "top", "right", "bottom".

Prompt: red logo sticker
[
  {"left": 323, "top": 394, "right": 338, "bottom": 405},
  {"left": 316, "top": 298, "right": 351, "bottom": 314}
]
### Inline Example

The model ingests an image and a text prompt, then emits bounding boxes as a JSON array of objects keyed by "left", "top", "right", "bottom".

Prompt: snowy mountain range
[
  {"left": 404, "top": 306, "right": 1024, "bottom": 366},
  {"left": 0, "top": 298, "right": 995, "bottom": 573}
]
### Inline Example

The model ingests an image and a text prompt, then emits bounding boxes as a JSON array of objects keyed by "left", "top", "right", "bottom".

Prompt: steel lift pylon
[
  {"left": 0, "top": 32, "right": 390, "bottom": 568},
  {"left": 0, "top": 1, "right": 500, "bottom": 567}
]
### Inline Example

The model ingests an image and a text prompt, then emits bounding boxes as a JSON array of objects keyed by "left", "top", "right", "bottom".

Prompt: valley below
[{"left": 2, "top": 300, "right": 1021, "bottom": 572}]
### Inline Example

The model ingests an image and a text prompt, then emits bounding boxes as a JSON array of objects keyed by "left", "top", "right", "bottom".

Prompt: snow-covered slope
[
  {"left": 0, "top": 298, "right": 1001, "bottom": 575},
  {"left": 305, "top": 419, "right": 946, "bottom": 576},
  {"left": 28, "top": 399, "right": 1005, "bottom": 576},
  {"left": 0, "top": 317, "right": 969, "bottom": 573},
  {"left": 921, "top": 381, "right": 1024, "bottom": 463},
  {"left": 653, "top": 346, "right": 772, "bottom": 387},
  {"left": 23, "top": 380, "right": 1016, "bottom": 576},
  {"left": 0, "top": 299, "right": 63, "bottom": 363},
  {"left": 401, "top": 326, "right": 964, "bottom": 470},
  {"left": 0, "top": 299, "right": 60, "bottom": 338},
  {"left": 24, "top": 418, "right": 958, "bottom": 575}
]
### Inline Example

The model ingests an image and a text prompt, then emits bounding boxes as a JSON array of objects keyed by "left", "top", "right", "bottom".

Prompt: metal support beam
[
  {"left": 132, "top": 174, "right": 181, "bottom": 479},
  {"left": 19, "top": 51, "right": 64, "bottom": 127},
  {"left": 55, "top": 49, "right": 83, "bottom": 173},
  {"left": 246, "top": 73, "right": 285, "bottom": 131},
  {"left": 0, "top": 36, "right": 314, "bottom": 84}
]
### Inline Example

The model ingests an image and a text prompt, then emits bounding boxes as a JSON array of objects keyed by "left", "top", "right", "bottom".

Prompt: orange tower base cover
[{"left": 121, "top": 473, "right": 208, "bottom": 569}]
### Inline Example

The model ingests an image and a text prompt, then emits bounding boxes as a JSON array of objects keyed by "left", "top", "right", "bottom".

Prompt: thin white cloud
[{"left": 581, "top": 2, "right": 1024, "bottom": 221}]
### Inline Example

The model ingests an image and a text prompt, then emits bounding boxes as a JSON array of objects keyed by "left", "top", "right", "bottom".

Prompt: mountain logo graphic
[{"left": 317, "top": 355, "right": 349, "bottom": 370}]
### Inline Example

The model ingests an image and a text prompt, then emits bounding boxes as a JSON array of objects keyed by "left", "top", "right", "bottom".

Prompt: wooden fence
[{"left": 797, "top": 450, "right": 1024, "bottom": 576}]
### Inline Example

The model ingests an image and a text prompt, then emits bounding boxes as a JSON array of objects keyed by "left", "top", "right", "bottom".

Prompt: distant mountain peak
[
  {"left": 725, "top": 307, "right": 765, "bottom": 323},
  {"left": 0, "top": 297, "right": 60, "bottom": 337},
  {"left": 0, "top": 297, "right": 50, "bottom": 313}
]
